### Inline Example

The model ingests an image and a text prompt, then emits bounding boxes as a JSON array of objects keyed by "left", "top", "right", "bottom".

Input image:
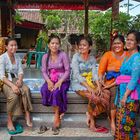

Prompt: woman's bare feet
[
  {"left": 7, "top": 115, "right": 15, "bottom": 130},
  {"left": 86, "top": 112, "right": 90, "bottom": 127},
  {"left": 7, "top": 122, "right": 15, "bottom": 131},
  {"left": 54, "top": 114, "right": 61, "bottom": 128},
  {"left": 110, "top": 121, "right": 115, "bottom": 135},
  {"left": 60, "top": 113, "right": 64, "bottom": 120},
  {"left": 25, "top": 111, "right": 33, "bottom": 127}
]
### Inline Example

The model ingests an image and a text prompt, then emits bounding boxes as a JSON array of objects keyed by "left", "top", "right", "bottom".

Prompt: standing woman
[
  {"left": 114, "top": 30, "right": 140, "bottom": 140},
  {"left": 41, "top": 34, "right": 70, "bottom": 134},
  {"left": 71, "top": 35, "right": 109, "bottom": 133},
  {"left": 98, "top": 35, "right": 126, "bottom": 134},
  {"left": 0, "top": 38, "right": 33, "bottom": 134}
]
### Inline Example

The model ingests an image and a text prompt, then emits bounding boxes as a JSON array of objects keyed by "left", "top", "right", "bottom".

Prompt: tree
[
  {"left": 13, "top": 10, "right": 24, "bottom": 24},
  {"left": 131, "top": 14, "right": 140, "bottom": 31}
]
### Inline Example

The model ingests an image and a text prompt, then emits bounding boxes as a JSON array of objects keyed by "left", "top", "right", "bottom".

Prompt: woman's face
[
  {"left": 112, "top": 38, "right": 124, "bottom": 53},
  {"left": 78, "top": 39, "right": 90, "bottom": 54},
  {"left": 48, "top": 38, "right": 60, "bottom": 53},
  {"left": 6, "top": 40, "right": 17, "bottom": 54},
  {"left": 126, "top": 33, "right": 137, "bottom": 51}
]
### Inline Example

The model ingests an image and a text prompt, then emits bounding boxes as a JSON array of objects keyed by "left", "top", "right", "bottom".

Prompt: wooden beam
[{"left": 84, "top": 0, "right": 89, "bottom": 35}]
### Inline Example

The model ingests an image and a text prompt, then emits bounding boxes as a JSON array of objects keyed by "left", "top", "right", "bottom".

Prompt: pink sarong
[{"left": 116, "top": 75, "right": 140, "bottom": 100}]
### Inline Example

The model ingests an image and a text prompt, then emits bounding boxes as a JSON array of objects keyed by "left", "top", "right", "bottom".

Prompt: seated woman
[
  {"left": 98, "top": 35, "right": 126, "bottom": 134},
  {"left": 71, "top": 35, "right": 110, "bottom": 133},
  {"left": 41, "top": 34, "right": 70, "bottom": 135},
  {"left": 0, "top": 38, "right": 33, "bottom": 135}
]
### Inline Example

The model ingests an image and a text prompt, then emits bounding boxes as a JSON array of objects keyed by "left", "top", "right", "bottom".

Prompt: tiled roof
[{"left": 19, "top": 10, "right": 43, "bottom": 24}]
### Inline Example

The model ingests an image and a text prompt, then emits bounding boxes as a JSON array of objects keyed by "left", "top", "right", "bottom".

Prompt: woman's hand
[
  {"left": 47, "top": 79, "right": 54, "bottom": 91},
  {"left": 16, "top": 79, "right": 23, "bottom": 88},
  {"left": 54, "top": 79, "right": 63, "bottom": 91},
  {"left": 11, "top": 84, "right": 20, "bottom": 95},
  {"left": 96, "top": 86, "right": 102, "bottom": 97},
  {"left": 120, "top": 95, "right": 127, "bottom": 107},
  {"left": 85, "top": 86, "right": 95, "bottom": 100}
]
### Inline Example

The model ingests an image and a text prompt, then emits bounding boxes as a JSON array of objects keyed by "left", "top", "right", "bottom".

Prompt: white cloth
[{"left": 0, "top": 52, "right": 23, "bottom": 81}]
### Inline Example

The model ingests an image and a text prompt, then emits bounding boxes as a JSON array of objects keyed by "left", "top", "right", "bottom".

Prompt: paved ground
[{"left": 1, "top": 114, "right": 140, "bottom": 140}]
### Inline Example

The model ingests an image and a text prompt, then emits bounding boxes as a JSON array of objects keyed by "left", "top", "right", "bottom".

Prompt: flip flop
[
  {"left": 52, "top": 127, "right": 60, "bottom": 135},
  {"left": 38, "top": 125, "right": 49, "bottom": 134},
  {"left": 90, "top": 127, "right": 109, "bottom": 133},
  {"left": 15, "top": 123, "right": 24, "bottom": 134},
  {"left": 7, "top": 128, "right": 17, "bottom": 135}
]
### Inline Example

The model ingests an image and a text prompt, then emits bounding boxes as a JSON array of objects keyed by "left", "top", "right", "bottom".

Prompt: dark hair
[
  {"left": 78, "top": 35, "right": 93, "bottom": 46},
  {"left": 68, "top": 34, "right": 79, "bottom": 45},
  {"left": 77, "top": 35, "right": 93, "bottom": 54},
  {"left": 127, "top": 30, "right": 140, "bottom": 51},
  {"left": 5, "top": 38, "right": 17, "bottom": 46},
  {"left": 127, "top": 30, "right": 140, "bottom": 43},
  {"left": 46, "top": 34, "right": 61, "bottom": 67},
  {"left": 112, "top": 34, "right": 125, "bottom": 45}
]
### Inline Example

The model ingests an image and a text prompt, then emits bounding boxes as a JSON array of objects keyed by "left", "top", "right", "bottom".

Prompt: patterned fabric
[
  {"left": 0, "top": 79, "right": 4, "bottom": 92},
  {"left": 91, "top": 88, "right": 111, "bottom": 116},
  {"left": 115, "top": 52, "right": 140, "bottom": 140},
  {"left": 115, "top": 102, "right": 139, "bottom": 140}
]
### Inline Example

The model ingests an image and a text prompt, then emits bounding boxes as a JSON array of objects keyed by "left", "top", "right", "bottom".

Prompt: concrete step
[
  {"left": 1, "top": 113, "right": 140, "bottom": 140},
  {"left": 0, "top": 92, "right": 89, "bottom": 114}
]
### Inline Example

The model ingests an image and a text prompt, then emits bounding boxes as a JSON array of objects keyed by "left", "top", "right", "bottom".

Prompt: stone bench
[{"left": 0, "top": 78, "right": 88, "bottom": 114}]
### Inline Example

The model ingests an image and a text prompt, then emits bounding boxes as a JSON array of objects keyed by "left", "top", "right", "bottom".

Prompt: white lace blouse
[{"left": 0, "top": 52, "right": 23, "bottom": 81}]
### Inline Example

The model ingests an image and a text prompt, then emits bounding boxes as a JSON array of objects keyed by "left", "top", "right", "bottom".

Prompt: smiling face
[
  {"left": 78, "top": 39, "right": 91, "bottom": 54},
  {"left": 112, "top": 38, "right": 124, "bottom": 53},
  {"left": 48, "top": 38, "right": 60, "bottom": 53},
  {"left": 6, "top": 40, "right": 18, "bottom": 54},
  {"left": 126, "top": 33, "right": 137, "bottom": 51}
]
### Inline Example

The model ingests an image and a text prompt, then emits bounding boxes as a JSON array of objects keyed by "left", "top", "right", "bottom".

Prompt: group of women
[{"left": 0, "top": 30, "right": 140, "bottom": 140}]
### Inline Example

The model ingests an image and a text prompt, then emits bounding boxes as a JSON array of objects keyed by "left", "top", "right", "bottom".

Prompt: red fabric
[
  {"left": 16, "top": 21, "right": 43, "bottom": 30},
  {"left": 14, "top": 3, "right": 112, "bottom": 11}
]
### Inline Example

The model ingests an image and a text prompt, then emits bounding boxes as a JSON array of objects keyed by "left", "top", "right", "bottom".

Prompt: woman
[
  {"left": 98, "top": 35, "right": 126, "bottom": 134},
  {"left": 0, "top": 38, "right": 33, "bottom": 134},
  {"left": 71, "top": 35, "right": 109, "bottom": 133},
  {"left": 41, "top": 34, "right": 70, "bottom": 134},
  {"left": 114, "top": 30, "right": 140, "bottom": 140}
]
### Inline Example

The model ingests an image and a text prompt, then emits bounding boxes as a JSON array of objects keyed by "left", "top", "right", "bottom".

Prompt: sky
[{"left": 120, "top": 0, "right": 140, "bottom": 16}]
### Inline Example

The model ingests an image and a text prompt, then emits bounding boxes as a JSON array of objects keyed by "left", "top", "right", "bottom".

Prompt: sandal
[
  {"left": 15, "top": 123, "right": 24, "bottom": 134},
  {"left": 7, "top": 128, "right": 17, "bottom": 135},
  {"left": 38, "top": 125, "right": 49, "bottom": 134},
  {"left": 52, "top": 127, "right": 60, "bottom": 135},
  {"left": 90, "top": 127, "right": 109, "bottom": 133}
]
